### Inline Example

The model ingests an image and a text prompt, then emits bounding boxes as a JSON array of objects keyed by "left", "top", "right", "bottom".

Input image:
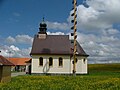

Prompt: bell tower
[{"left": 38, "top": 17, "right": 47, "bottom": 39}]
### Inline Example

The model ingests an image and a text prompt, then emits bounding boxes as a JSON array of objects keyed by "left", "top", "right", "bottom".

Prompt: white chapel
[{"left": 29, "top": 19, "right": 89, "bottom": 75}]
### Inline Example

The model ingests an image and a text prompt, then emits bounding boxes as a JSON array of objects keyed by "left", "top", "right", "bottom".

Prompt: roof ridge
[{"left": 0, "top": 55, "right": 14, "bottom": 66}]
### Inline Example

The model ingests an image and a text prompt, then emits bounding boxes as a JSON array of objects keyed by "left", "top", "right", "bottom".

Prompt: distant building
[
  {"left": 0, "top": 55, "right": 14, "bottom": 83},
  {"left": 30, "top": 19, "right": 89, "bottom": 75},
  {"left": 25, "top": 59, "right": 31, "bottom": 74},
  {"left": 8, "top": 58, "right": 30, "bottom": 72}
]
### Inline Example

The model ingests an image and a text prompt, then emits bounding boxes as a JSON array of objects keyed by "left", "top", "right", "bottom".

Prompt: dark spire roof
[{"left": 38, "top": 17, "right": 47, "bottom": 34}]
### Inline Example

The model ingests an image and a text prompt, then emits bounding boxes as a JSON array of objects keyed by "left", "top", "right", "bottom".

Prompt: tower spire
[
  {"left": 37, "top": 17, "right": 47, "bottom": 39},
  {"left": 38, "top": 17, "right": 47, "bottom": 34}
]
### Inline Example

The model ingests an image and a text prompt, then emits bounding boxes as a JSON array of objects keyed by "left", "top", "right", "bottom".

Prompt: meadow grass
[{"left": 0, "top": 63, "right": 120, "bottom": 90}]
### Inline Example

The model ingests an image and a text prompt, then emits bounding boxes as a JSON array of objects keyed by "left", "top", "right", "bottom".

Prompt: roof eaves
[{"left": 30, "top": 52, "right": 89, "bottom": 57}]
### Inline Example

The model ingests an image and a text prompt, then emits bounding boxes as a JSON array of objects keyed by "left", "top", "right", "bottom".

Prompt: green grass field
[{"left": 0, "top": 64, "right": 120, "bottom": 90}]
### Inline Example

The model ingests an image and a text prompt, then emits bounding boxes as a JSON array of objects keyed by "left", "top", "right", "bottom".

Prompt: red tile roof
[
  {"left": 25, "top": 59, "right": 31, "bottom": 63},
  {"left": 7, "top": 58, "right": 30, "bottom": 66},
  {"left": 0, "top": 55, "right": 14, "bottom": 66}
]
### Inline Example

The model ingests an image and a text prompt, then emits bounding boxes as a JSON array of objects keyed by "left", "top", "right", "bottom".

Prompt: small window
[
  {"left": 49, "top": 57, "right": 53, "bottom": 66},
  {"left": 83, "top": 58, "right": 86, "bottom": 64},
  {"left": 59, "top": 57, "right": 63, "bottom": 67},
  {"left": 39, "top": 57, "right": 43, "bottom": 66}
]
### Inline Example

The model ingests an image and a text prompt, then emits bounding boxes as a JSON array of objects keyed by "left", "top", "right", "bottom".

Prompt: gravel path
[{"left": 11, "top": 72, "right": 26, "bottom": 77}]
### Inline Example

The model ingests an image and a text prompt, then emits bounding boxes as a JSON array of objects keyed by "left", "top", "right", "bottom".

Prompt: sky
[{"left": 0, "top": 0, "right": 120, "bottom": 64}]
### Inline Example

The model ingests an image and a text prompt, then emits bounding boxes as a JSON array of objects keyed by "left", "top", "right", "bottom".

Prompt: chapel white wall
[{"left": 31, "top": 55, "right": 87, "bottom": 74}]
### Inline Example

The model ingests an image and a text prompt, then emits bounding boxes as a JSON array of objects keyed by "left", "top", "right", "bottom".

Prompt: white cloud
[
  {"left": 20, "top": 47, "right": 32, "bottom": 57},
  {"left": 75, "top": 5, "right": 110, "bottom": 30},
  {"left": 46, "top": 21, "right": 70, "bottom": 30},
  {"left": 2, "top": 35, "right": 33, "bottom": 57},
  {"left": 76, "top": 31, "right": 120, "bottom": 63},
  {"left": 6, "top": 36, "right": 16, "bottom": 44},
  {"left": 47, "top": 31, "right": 65, "bottom": 35},
  {"left": 87, "top": 0, "right": 120, "bottom": 19},
  {"left": 10, "top": 45, "right": 20, "bottom": 51},
  {"left": 107, "top": 28, "right": 120, "bottom": 35},
  {"left": 5, "top": 35, "right": 33, "bottom": 45},
  {"left": 0, "top": 45, "right": 31, "bottom": 57},
  {"left": 16, "top": 35, "right": 33, "bottom": 45},
  {"left": 67, "top": 0, "right": 120, "bottom": 63},
  {"left": 46, "top": 0, "right": 120, "bottom": 32},
  {"left": 78, "top": 0, "right": 120, "bottom": 30}
]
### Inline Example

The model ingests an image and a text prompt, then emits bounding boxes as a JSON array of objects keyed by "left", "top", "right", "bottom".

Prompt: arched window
[
  {"left": 39, "top": 57, "right": 43, "bottom": 66},
  {"left": 72, "top": 58, "right": 78, "bottom": 64},
  {"left": 83, "top": 58, "right": 86, "bottom": 64},
  {"left": 49, "top": 57, "right": 53, "bottom": 66},
  {"left": 59, "top": 57, "right": 63, "bottom": 67}
]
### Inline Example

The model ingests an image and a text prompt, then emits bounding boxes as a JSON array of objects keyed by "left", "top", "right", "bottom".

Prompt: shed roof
[
  {"left": 0, "top": 55, "right": 14, "bottom": 66},
  {"left": 7, "top": 58, "right": 31, "bottom": 66},
  {"left": 30, "top": 35, "right": 88, "bottom": 56}
]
